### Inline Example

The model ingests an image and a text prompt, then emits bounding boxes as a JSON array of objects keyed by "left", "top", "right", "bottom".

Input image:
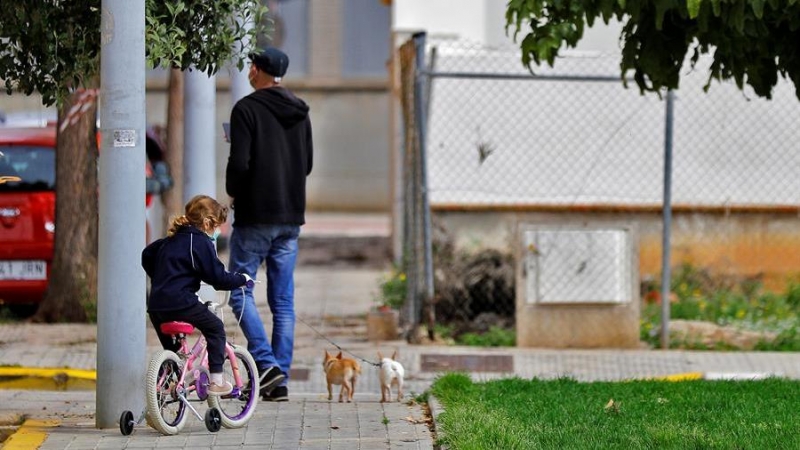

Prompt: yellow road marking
[
  {"left": 3, "top": 419, "right": 60, "bottom": 450},
  {"left": 0, "top": 367, "right": 96, "bottom": 381},
  {"left": 654, "top": 372, "right": 704, "bottom": 382}
]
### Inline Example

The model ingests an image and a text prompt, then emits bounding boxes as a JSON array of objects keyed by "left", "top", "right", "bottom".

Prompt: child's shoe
[{"left": 208, "top": 380, "right": 233, "bottom": 396}]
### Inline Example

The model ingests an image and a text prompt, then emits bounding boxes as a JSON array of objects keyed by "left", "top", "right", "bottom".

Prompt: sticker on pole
[{"left": 113, "top": 129, "right": 136, "bottom": 148}]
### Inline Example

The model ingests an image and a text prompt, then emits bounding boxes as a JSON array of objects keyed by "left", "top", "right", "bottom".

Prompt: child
[{"left": 142, "top": 194, "right": 252, "bottom": 395}]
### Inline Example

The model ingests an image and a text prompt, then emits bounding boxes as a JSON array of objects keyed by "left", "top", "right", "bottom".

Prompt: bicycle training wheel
[
  {"left": 205, "top": 407, "right": 222, "bottom": 432},
  {"left": 145, "top": 350, "right": 188, "bottom": 435},
  {"left": 119, "top": 410, "right": 135, "bottom": 436},
  {"left": 207, "top": 344, "right": 259, "bottom": 428}
]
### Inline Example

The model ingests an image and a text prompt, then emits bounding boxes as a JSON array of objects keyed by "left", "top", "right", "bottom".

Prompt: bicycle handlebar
[{"left": 244, "top": 279, "right": 262, "bottom": 289}]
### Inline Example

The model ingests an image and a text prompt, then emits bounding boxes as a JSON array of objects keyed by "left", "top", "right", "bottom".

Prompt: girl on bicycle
[{"left": 142, "top": 194, "right": 252, "bottom": 396}]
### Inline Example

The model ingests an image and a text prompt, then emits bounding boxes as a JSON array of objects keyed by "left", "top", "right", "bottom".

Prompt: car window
[{"left": 0, "top": 145, "right": 55, "bottom": 192}]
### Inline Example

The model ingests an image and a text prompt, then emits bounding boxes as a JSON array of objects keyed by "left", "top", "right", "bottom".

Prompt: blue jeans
[{"left": 228, "top": 224, "right": 300, "bottom": 386}]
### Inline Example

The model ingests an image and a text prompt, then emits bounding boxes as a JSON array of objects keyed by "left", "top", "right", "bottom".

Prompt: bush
[
  {"left": 641, "top": 264, "right": 800, "bottom": 350},
  {"left": 457, "top": 326, "right": 516, "bottom": 347},
  {"left": 377, "top": 266, "right": 406, "bottom": 310}
]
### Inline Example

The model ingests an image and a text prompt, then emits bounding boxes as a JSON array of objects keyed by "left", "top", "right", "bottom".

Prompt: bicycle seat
[{"left": 160, "top": 321, "right": 195, "bottom": 336}]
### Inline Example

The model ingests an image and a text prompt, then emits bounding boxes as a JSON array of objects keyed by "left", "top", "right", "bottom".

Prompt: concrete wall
[
  {"left": 1, "top": 95, "right": 53, "bottom": 119},
  {"left": 300, "top": 88, "right": 391, "bottom": 211},
  {"left": 434, "top": 209, "right": 800, "bottom": 347},
  {"left": 435, "top": 210, "right": 800, "bottom": 291},
  {"left": 145, "top": 84, "right": 391, "bottom": 212}
]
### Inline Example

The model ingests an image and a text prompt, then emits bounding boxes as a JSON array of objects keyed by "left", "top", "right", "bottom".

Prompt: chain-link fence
[{"left": 397, "top": 33, "right": 800, "bottom": 347}]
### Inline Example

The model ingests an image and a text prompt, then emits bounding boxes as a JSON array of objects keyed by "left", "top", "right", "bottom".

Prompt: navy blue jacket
[{"left": 142, "top": 225, "right": 246, "bottom": 312}]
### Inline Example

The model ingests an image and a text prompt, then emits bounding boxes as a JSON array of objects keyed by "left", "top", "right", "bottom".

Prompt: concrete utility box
[{"left": 516, "top": 223, "right": 640, "bottom": 348}]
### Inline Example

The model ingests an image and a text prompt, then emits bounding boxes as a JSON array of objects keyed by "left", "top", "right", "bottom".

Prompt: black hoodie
[{"left": 226, "top": 86, "right": 313, "bottom": 225}]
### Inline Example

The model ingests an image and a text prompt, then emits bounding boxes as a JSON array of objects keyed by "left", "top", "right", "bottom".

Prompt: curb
[
  {"left": 428, "top": 395, "right": 447, "bottom": 450},
  {"left": 653, "top": 372, "right": 780, "bottom": 382}
]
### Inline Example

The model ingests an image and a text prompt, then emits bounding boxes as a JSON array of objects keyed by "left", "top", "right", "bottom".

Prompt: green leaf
[
  {"left": 506, "top": 0, "right": 800, "bottom": 100},
  {"left": 730, "top": 0, "right": 746, "bottom": 33},
  {"left": 687, "top": 0, "right": 702, "bottom": 19},
  {"left": 654, "top": 1, "right": 669, "bottom": 30},
  {"left": 710, "top": 0, "right": 721, "bottom": 16},
  {"left": 751, "top": 0, "right": 765, "bottom": 19}
]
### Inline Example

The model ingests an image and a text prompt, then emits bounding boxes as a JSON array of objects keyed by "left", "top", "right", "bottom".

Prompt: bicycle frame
[{"left": 162, "top": 328, "right": 247, "bottom": 405}]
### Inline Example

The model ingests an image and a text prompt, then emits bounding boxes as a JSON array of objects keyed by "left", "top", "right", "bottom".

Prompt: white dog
[{"left": 378, "top": 351, "right": 405, "bottom": 403}]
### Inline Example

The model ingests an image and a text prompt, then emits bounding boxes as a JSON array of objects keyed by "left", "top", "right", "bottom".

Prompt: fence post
[
  {"left": 397, "top": 37, "right": 418, "bottom": 339},
  {"left": 412, "top": 31, "right": 435, "bottom": 340},
  {"left": 660, "top": 89, "right": 675, "bottom": 349}
]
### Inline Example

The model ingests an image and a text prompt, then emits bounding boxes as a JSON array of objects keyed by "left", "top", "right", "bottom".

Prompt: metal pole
[
  {"left": 184, "top": 70, "right": 217, "bottom": 201},
  {"left": 230, "top": 67, "right": 252, "bottom": 108},
  {"left": 230, "top": 13, "right": 253, "bottom": 107},
  {"left": 660, "top": 89, "right": 675, "bottom": 349},
  {"left": 97, "top": 0, "right": 147, "bottom": 428},
  {"left": 424, "top": 71, "right": 627, "bottom": 82},
  {"left": 228, "top": 14, "right": 252, "bottom": 226},
  {"left": 425, "top": 46, "right": 437, "bottom": 128},
  {"left": 413, "top": 32, "right": 435, "bottom": 336}
]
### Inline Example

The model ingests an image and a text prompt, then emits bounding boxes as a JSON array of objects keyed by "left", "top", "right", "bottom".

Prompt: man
[{"left": 225, "top": 47, "right": 313, "bottom": 402}]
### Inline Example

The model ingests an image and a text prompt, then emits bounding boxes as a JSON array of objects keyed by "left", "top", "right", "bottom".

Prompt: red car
[
  {"left": 0, "top": 125, "right": 169, "bottom": 311},
  {"left": 0, "top": 126, "right": 56, "bottom": 310}
]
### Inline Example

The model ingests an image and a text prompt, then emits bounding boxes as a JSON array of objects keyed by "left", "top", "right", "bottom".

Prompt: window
[
  {"left": 342, "top": 0, "right": 391, "bottom": 78},
  {"left": 261, "top": 0, "right": 309, "bottom": 77},
  {"left": 0, "top": 146, "right": 56, "bottom": 191}
]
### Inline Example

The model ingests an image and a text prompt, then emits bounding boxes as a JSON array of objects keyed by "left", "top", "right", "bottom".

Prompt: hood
[{"left": 248, "top": 87, "right": 309, "bottom": 128}]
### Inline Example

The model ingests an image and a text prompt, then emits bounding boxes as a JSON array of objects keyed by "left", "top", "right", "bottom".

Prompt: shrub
[
  {"left": 641, "top": 264, "right": 800, "bottom": 350},
  {"left": 377, "top": 266, "right": 406, "bottom": 310},
  {"left": 457, "top": 326, "right": 516, "bottom": 347}
]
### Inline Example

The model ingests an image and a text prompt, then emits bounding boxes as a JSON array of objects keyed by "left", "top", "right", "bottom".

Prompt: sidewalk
[
  {"left": 5, "top": 317, "right": 800, "bottom": 450},
  {"left": 3, "top": 213, "right": 800, "bottom": 448}
]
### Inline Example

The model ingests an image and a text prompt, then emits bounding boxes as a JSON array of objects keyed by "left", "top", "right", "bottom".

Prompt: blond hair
[{"left": 167, "top": 195, "right": 228, "bottom": 237}]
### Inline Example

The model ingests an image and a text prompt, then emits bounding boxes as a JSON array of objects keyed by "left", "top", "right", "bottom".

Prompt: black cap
[{"left": 249, "top": 47, "right": 289, "bottom": 78}]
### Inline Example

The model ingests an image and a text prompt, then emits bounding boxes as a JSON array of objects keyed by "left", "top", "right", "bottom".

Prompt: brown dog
[{"left": 322, "top": 350, "right": 361, "bottom": 402}]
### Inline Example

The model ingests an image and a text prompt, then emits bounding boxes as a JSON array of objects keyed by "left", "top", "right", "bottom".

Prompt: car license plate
[{"left": 0, "top": 260, "right": 47, "bottom": 280}]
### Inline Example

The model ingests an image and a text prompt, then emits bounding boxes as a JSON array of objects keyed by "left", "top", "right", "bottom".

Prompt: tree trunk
[
  {"left": 32, "top": 88, "right": 99, "bottom": 323},
  {"left": 162, "top": 67, "right": 184, "bottom": 229}
]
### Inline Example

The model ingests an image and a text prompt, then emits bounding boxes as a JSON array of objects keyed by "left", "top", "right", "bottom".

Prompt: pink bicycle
[{"left": 119, "top": 299, "right": 259, "bottom": 435}]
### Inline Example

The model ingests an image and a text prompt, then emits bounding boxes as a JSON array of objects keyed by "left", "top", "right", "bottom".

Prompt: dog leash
[
  {"left": 296, "top": 316, "right": 381, "bottom": 367},
  {"left": 230, "top": 280, "right": 380, "bottom": 367}
]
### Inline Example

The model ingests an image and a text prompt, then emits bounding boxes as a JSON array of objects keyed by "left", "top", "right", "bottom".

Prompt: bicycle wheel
[
  {"left": 207, "top": 344, "right": 259, "bottom": 428},
  {"left": 145, "top": 350, "right": 188, "bottom": 435}
]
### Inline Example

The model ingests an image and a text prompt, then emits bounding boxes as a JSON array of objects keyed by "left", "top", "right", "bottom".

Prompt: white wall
[
  {"left": 394, "top": 0, "right": 486, "bottom": 41},
  {"left": 394, "top": 0, "right": 622, "bottom": 53}
]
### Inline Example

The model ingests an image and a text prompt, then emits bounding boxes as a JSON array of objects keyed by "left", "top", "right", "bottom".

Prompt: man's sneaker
[
  {"left": 262, "top": 385, "right": 288, "bottom": 402},
  {"left": 259, "top": 366, "right": 285, "bottom": 396},
  {"left": 208, "top": 381, "right": 233, "bottom": 396}
]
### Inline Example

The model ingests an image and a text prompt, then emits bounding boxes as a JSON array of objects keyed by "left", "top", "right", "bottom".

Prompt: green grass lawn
[{"left": 429, "top": 373, "right": 800, "bottom": 449}]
